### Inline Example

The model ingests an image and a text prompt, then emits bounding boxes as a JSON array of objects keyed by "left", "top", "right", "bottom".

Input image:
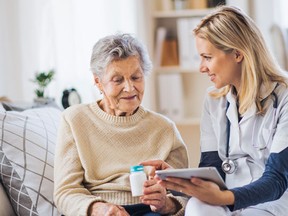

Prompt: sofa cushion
[
  {"left": 0, "top": 107, "right": 61, "bottom": 215},
  {"left": 1, "top": 101, "right": 61, "bottom": 112},
  {"left": 0, "top": 103, "right": 5, "bottom": 112}
]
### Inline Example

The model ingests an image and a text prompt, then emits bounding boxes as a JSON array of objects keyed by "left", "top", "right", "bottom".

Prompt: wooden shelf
[
  {"left": 149, "top": 2, "right": 215, "bottom": 167},
  {"left": 152, "top": 6, "right": 212, "bottom": 125},
  {"left": 153, "top": 8, "right": 214, "bottom": 18}
]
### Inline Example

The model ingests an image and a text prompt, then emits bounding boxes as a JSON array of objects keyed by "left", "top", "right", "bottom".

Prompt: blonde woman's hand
[
  {"left": 159, "top": 176, "right": 235, "bottom": 206},
  {"left": 89, "top": 202, "right": 130, "bottom": 216},
  {"left": 140, "top": 160, "right": 172, "bottom": 179}
]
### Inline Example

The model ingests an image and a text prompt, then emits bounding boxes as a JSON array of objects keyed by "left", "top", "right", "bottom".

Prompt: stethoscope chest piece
[
  {"left": 223, "top": 101, "right": 238, "bottom": 174},
  {"left": 222, "top": 158, "right": 238, "bottom": 174}
]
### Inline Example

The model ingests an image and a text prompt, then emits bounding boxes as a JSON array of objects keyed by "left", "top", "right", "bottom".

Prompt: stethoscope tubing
[{"left": 223, "top": 91, "right": 278, "bottom": 174}]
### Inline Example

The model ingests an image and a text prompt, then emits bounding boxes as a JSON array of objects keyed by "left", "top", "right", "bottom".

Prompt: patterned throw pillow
[
  {"left": 0, "top": 107, "right": 62, "bottom": 216},
  {"left": 0, "top": 103, "right": 5, "bottom": 112}
]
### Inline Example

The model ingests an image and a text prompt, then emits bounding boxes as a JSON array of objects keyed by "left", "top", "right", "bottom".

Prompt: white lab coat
[{"left": 191, "top": 82, "right": 288, "bottom": 215}]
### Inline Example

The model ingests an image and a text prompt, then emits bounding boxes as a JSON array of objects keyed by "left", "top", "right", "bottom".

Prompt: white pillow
[{"left": 0, "top": 107, "right": 61, "bottom": 216}]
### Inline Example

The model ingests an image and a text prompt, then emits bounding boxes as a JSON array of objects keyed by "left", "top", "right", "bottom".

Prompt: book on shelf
[
  {"left": 155, "top": 27, "right": 179, "bottom": 67},
  {"left": 207, "top": 0, "right": 226, "bottom": 8},
  {"left": 161, "top": 39, "right": 179, "bottom": 66},
  {"left": 157, "top": 73, "right": 184, "bottom": 121},
  {"left": 189, "top": 0, "right": 208, "bottom": 9},
  {"left": 161, "top": 0, "right": 173, "bottom": 11},
  {"left": 154, "top": 27, "right": 167, "bottom": 67},
  {"left": 177, "top": 17, "right": 202, "bottom": 71}
]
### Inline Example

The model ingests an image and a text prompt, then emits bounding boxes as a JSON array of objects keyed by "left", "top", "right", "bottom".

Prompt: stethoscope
[{"left": 221, "top": 91, "right": 279, "bottom": 174}]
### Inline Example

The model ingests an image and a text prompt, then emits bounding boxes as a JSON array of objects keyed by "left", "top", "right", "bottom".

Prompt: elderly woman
[{"left": 54, "top": 33, "right": 188, "bottom": 216}]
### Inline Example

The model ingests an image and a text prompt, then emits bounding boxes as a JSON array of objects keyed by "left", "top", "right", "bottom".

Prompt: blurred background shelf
[
  {"left": 150, "top": 0, "right": 219, "bottom": 167},
  {"left": 153, "top": 8, "right": 215, "bottom": 18}
]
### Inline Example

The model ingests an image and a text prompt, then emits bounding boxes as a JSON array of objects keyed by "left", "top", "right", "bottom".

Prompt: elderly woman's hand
[
  {"left": 88, "top": 202, "right": 130, "bottom": 216},
  {"left": 140, "top": 177, "right": 177, "bottom": 215}
]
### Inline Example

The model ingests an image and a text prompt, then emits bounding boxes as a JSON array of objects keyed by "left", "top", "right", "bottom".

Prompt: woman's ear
[
  {"left": 94, "top": 75, "right": 102, "bottom": 92},
  {"left": 235, "top": 50, "right": 244, "bottom": 63}
]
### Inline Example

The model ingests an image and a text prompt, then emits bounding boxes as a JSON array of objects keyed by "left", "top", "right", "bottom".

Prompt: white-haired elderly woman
[{"left": 54, "top": 33, "right": 188, "bottom": 216}]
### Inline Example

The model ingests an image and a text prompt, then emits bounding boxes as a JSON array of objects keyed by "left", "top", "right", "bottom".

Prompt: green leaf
[{"left": 31, "top": 69, "right": 55, "bottom": 98}]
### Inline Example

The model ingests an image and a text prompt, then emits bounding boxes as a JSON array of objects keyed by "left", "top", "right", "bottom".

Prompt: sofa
[{"left": 0, "top": 103, "right": 62, "bottom": 216}]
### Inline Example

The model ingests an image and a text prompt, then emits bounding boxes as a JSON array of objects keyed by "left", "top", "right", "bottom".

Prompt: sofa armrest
[{"left": 0, "top": 182, "right": 16, "bottom": 216}]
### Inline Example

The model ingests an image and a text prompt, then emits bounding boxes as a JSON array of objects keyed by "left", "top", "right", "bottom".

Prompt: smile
[
  {"left": 209, "top": 74, "right": 216, "bottom": 82},
  {"left": 121, "top": 95, "right": 137, "bottom": 100}
]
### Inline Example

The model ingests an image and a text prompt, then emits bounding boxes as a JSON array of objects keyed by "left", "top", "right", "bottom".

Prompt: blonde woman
[{"left": 142, "top": 5, "right": 288, "bottom": 216}]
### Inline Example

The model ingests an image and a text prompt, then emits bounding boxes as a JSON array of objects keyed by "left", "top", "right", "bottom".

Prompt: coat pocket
[{"left": 255, "top": 128, "right": 276, "bottom": 150}]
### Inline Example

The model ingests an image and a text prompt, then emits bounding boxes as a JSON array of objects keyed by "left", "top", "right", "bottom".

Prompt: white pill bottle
[{"left": 129, "top": 165, "right": 147, "bottom": 197}]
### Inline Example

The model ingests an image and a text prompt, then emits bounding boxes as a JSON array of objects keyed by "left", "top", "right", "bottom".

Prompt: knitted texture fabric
[{"left": 54, "top": 102, "right": 188, "bottom": 216}]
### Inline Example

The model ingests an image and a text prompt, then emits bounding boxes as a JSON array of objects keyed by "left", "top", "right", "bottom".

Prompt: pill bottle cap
[{"left": 130, "top": 165, "right": 144, "bottom": 173}]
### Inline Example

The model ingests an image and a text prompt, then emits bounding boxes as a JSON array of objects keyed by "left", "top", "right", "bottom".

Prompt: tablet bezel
[{"left": 155, "top": 167, "right": 227, "bottom": 190}]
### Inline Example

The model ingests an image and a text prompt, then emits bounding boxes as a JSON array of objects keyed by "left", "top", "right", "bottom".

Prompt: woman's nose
[
  {"left": 123, "top": 80, "right": 134, "bottom": 92},
  {"left": 200, "top": 65, "right": 209, "bottom": 73}
]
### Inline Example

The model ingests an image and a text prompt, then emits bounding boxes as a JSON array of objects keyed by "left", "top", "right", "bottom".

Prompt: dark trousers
[
  {"left": 122, "top": 203, "right": 162, "bottom": 216},
  {"left": 62, "top": 204, "right": 161, "bottom": 216}
]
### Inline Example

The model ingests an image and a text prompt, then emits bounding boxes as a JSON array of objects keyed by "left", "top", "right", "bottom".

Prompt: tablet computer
[{"left": 155, "top": 167, "right": 227, "bottom": 190}]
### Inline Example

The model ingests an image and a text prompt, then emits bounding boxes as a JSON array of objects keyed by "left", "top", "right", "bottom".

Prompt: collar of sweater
[{"left": 89, "top": 101, "right": 147, "bottom": 125}]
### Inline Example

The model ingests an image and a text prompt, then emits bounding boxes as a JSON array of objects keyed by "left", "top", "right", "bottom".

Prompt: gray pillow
[{"left": 0, "top": 107, "right": 61, "bottom": 215}]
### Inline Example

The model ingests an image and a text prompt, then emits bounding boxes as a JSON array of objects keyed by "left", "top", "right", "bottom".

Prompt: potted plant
[{"left": 31, "top": 69, "right": 55, "bottom": 103}]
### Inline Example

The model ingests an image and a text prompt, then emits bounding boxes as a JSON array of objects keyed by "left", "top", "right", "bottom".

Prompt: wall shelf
[
  {"left": 153, "top": 8, "right": 214, "bottom": 18},
  {"left": 149, "top": 1, "right": 217, "bottom": 167}
]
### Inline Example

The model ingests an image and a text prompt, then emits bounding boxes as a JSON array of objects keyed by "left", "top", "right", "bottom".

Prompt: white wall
[
  {"left": 1, "top": 0, "right": 286, "bottom": 107},
  {"left": 0, "top": 1, "right": 23, "bottom": 100},
  {"left": 250, "top": 0, "right": 276, "bottom": 50},
  {"left": 226, "top": 0, "right": 275, "bottom": 48},
  {"left": 226, "top": 0, "right": 287, "bottom": 70},
  {"left": 0, "top": 0, "right": 142, "bottom": 108}
]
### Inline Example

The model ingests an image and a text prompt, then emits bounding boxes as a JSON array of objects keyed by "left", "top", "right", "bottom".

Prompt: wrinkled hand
[
  {"left": 159, "top": 177, "right": 234, "bottom": 206},
  {"left": 140, "top": 177, "right": 176, "bottom": 215},
  {"left": 89, "top": 202, "right": 130, "bottom": 216}
]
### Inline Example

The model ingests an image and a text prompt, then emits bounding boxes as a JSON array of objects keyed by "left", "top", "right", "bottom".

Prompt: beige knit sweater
[{"left": 54, "top": 101, "right": 188, "bottom": 216}]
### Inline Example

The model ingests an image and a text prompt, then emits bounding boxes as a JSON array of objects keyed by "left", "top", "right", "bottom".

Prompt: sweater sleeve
[
  {"left": 164, "top": 121, "right": 189, "bottom": 169},
  {"left": 164, "top": 121, "right": 189, "bottom": 215},
  {"left": 54, "top": 115, "right": 102, "bottom": 216},
  {"left": 229, "top": 147, "right": 288, "bottom": 211}
]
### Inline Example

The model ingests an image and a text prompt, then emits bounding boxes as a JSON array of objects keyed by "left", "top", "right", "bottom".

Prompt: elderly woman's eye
[
  {"left": 132, "top": 74, "right": 143, "bottom": 81},
  {"left": 132, "top": 76, "right": 140, "bottom": 80},
  {"left": 113, "top": 77, "right": 123, "bottom": 83}
]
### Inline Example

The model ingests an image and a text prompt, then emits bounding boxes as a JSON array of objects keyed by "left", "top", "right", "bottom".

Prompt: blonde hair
[{"left": 194, "top": 6, "right": 287, "bottom": 114}]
